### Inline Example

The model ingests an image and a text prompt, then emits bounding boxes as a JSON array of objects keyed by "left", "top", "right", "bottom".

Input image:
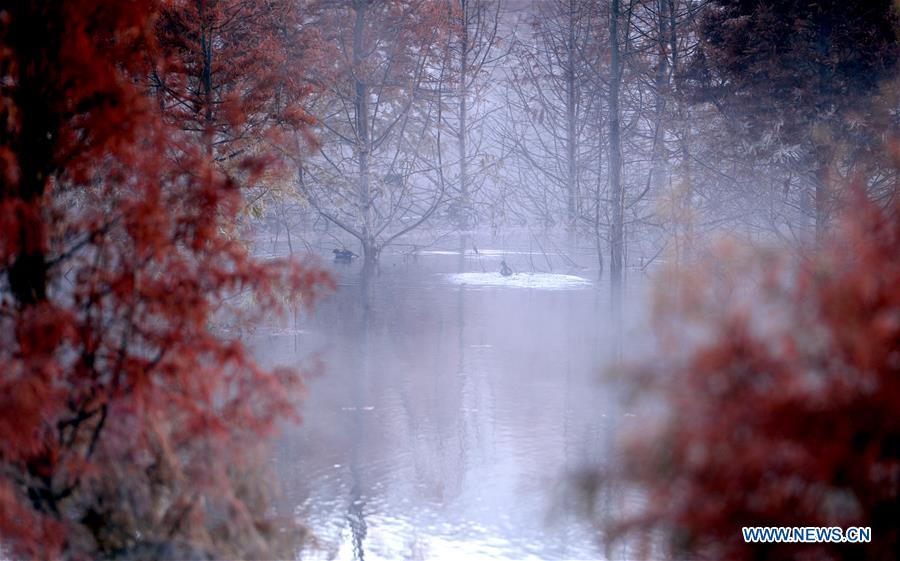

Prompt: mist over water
[
  {"left": 4, "top": 1, "right": 898, "bottom": 559},
  {"left": 256, "top": 233, "right": 650, "bottom": 560}
]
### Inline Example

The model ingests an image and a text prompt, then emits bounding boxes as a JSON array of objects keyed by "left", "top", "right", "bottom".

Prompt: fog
[
  {"left": 240, "top": 0, "right": 900, "bottom": 558},
  {"left": 256, "top": 233, "right": 647, "bottom": 560},
  {"left": 4, "top": 1, "right": 896, "bottom": 559}
]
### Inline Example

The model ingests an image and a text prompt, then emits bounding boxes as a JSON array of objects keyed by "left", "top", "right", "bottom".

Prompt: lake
[{"left": 256, "top": 236, "right": 650, "bottom": 560}]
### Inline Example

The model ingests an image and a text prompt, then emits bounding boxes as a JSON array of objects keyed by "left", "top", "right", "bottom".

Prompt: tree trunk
[
  {"left": 457, "top": 0, "right": 470, "bottom": 230},
  {"left": 608, "top": 0, "right": 624, "bottom": 309},
  {"left": 814, "top": 147, "right": 832, "bottom": 241},
  {"left": 200, "top": 3, "right": 214, "bottom": 156},
  {"left": 595, "top": 104, "right": 605, "bottom": 280},
  {"left": 353, "top": 1, "right": 376, "bottom": 264},
  {"left": 361, "top": 238, "right": 379, "bottom": 274},
  {"left": 668, "top": 0, "right": 693, "bottom": 263},
  {"left": 650, "top": 0, "right": 669, "bottom": 197},
  {"left": 6, "top": 11, "right": 53, "bottom": 306},
  {"left": 565, "top": 0, "right": 578, "bottom": 231},
  {"left": 679, "top": 133, "right": 692, "bottom": 261}
]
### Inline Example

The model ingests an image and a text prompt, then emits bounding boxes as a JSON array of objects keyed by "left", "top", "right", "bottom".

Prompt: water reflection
[
  {"left": 263, "top": 241, "right": 640, "bottom": 560},
  {"left": 347, "top": 276, "right": 372, "bottom": 561}
]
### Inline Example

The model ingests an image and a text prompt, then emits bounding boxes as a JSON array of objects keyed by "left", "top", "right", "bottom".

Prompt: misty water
[{"left": 256, "top": 234, "right": 650, "bottom": 560}]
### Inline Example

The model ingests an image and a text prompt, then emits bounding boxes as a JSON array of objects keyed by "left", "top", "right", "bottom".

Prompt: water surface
[{"left": 259, "top": 243, "right": 644, "bottom": 560}]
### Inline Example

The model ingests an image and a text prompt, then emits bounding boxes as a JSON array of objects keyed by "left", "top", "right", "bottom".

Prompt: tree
[
  {"left": 152, "top": 0, "right": 319, "bottom": 217},
  {"left": 495, "top": 0, "right": 609, "bottom": 263},
  {"left": 608, "top": 0, "right": 625, "bottom": 307},
  {"left": 686, "top": 0, "right": 900, "bottom": 237},
  {"left": 590, "top": 179, "right": 900, "bottom": 560},
  {"left": 0, "top": 2, "right": 330, "bottom": 559},
  {"left": 443, "top": 0, "right": 503, "bottom": 230},
  {"left": 297, "top": 0, "right": 450, "bottom": 270},
  {"left": 494, "top": 0, "right": 676, "bottom": 281}
]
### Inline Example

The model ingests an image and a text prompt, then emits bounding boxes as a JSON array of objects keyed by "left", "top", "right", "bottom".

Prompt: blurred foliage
[
  {"left": 0, "top": 2, "right": 331, "bottom": 559},
  {"left": 589, "top": 150, "right": 900, "bottom": 560}
]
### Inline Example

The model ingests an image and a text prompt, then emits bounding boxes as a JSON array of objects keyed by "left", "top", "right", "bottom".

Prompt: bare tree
[
  {"left": 494, "top": 0, "right": 605, "bottom": 230},
  {"left": 441, "top": 0, "right": 505, "bottom": 230},
  {"left": 296, "top": 0, "right": 450, "bottom": 270}
]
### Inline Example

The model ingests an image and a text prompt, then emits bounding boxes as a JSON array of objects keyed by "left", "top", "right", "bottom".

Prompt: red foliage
[
  {"left": 1, "top": 2, "right": 331, "bottom": 559},
  {"left": 152, "top": 0, "right": 319, "bottom": 160},
  {"left": 608, "top": 190, "right": 900, "bottom": 560}
]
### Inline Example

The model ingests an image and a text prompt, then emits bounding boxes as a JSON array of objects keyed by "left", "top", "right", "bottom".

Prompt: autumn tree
[
  {"left": 152, "top": 0, "right": 319, "bottom": 217},
  {"left": 686, "top": 0, "right": 900, "bottom": 237},
  {"left": 588, "top": 175, "right": 900, "bottom": 560},
  {"left": 0, "top": 2, "right": 330, "bottom": 559}
]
